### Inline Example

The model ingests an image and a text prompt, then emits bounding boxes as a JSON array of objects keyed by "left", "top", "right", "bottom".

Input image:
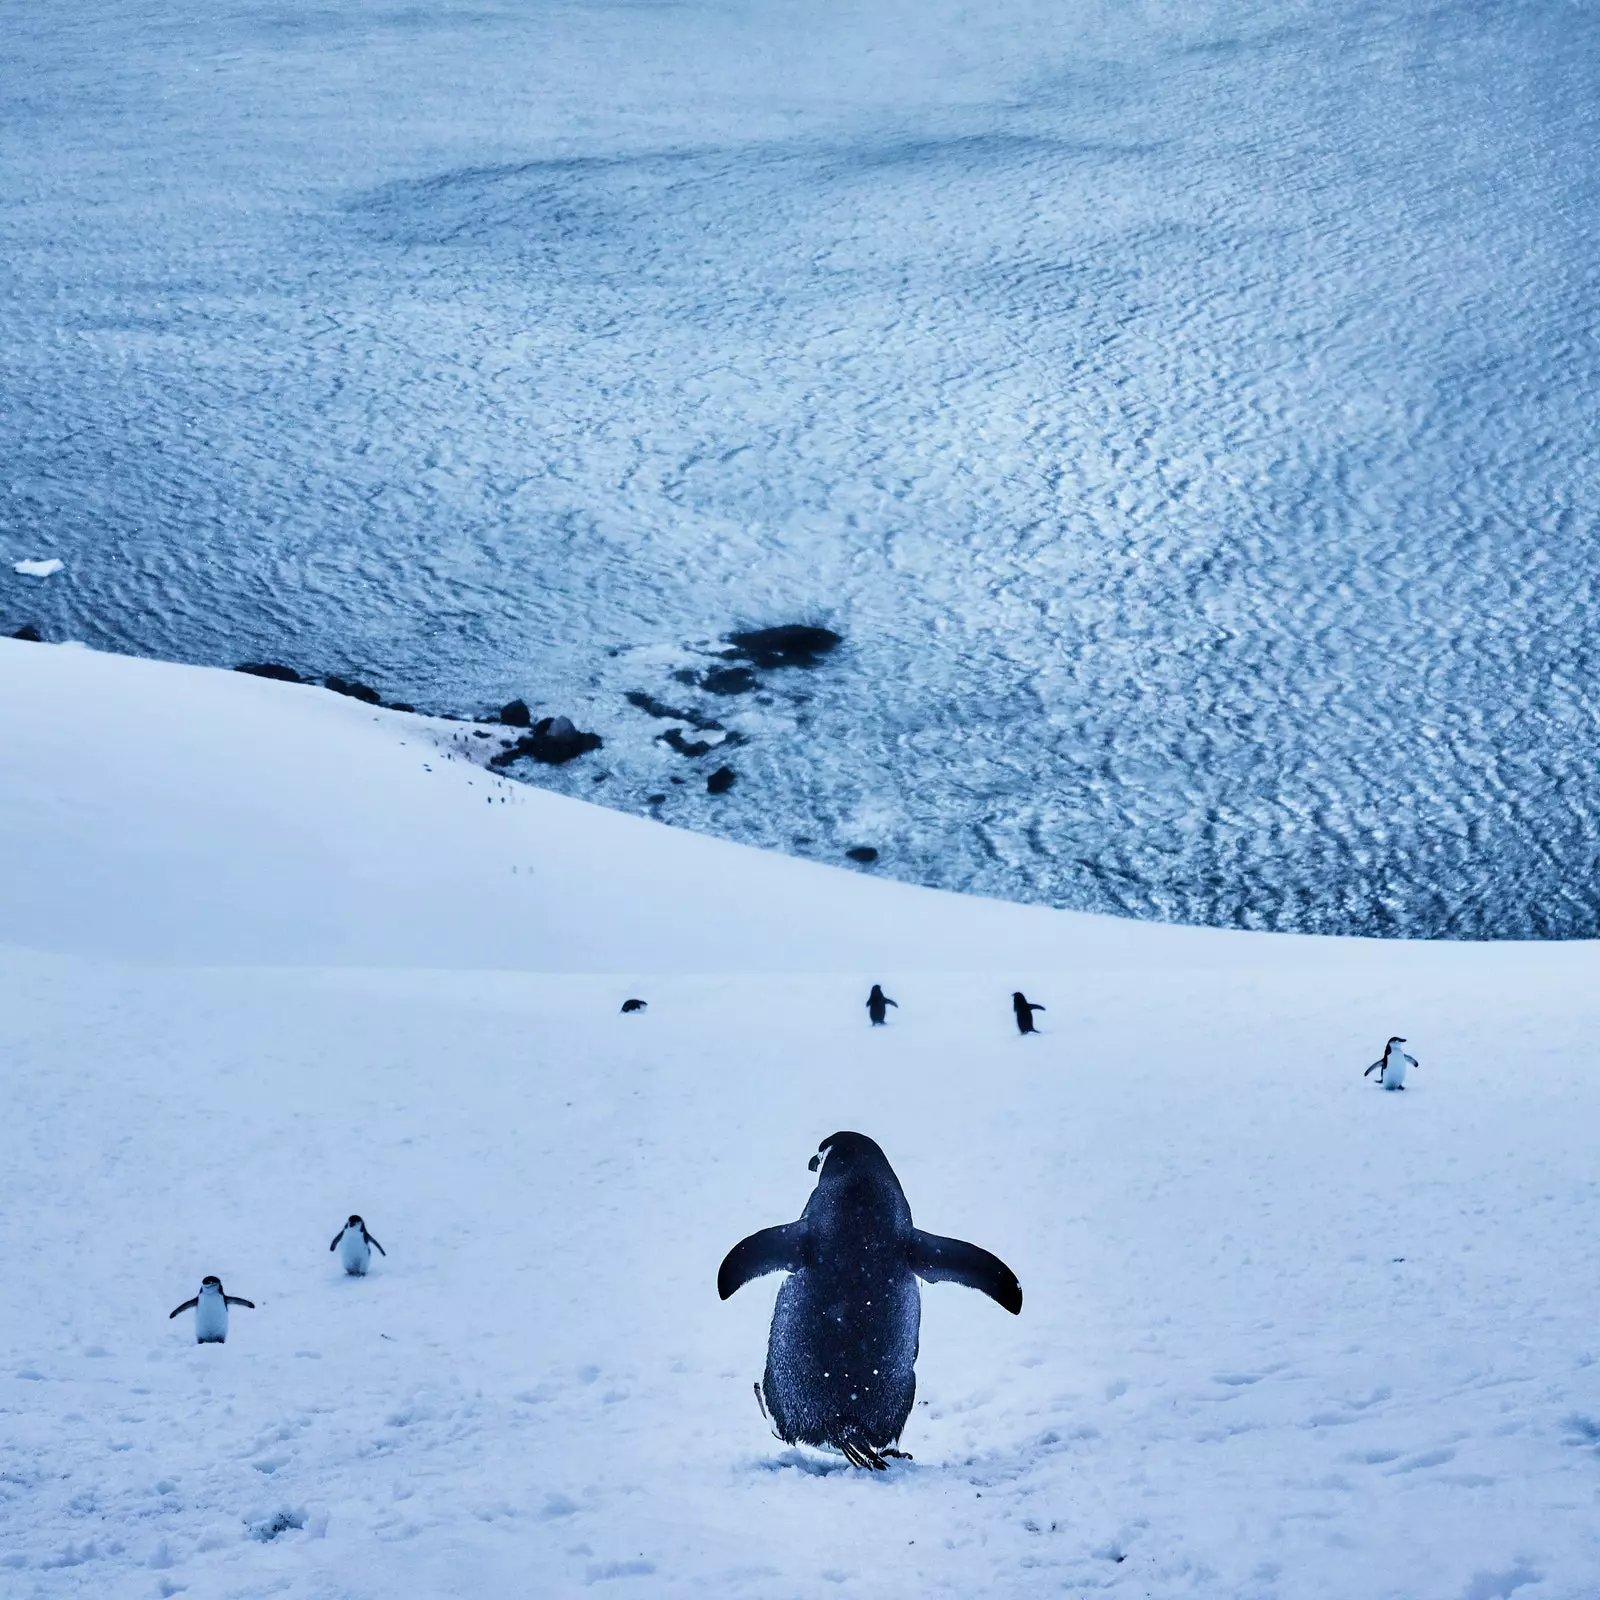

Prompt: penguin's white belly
[
  {"left": 339, "top": 1231, "right": 371, "bottom": 1275},
  {"left": 1384, "top": 1054, "right": 1409, "bottom": 1089},
  {"left": 194, "top": 1293, "right": 228, "bottom": 1343}
]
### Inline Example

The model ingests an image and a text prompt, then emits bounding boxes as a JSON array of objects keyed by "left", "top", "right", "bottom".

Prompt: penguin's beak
[{"left": 807, "top": 1153, "right": 821, "bottom": 1172}]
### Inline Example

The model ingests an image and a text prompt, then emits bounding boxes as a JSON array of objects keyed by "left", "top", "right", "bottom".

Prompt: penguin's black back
[{"left": 762, "top": 1134, "right": 920, "bottom": 1452}]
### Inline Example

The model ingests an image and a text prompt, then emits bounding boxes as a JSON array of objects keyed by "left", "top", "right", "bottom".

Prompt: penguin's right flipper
[
  {"left": 910, "top": 1230, "right": 1023, "bottom": 1314},
  {"left": 366, "top": 1234, "right": 386, "bottom": 1256},
  {"left": 224, "top": 1296, "right": 256, "bottom": 1308},
  {"left": 1363, "top": 1059, "right": 1384, "bottom": 1077},
  {"left": 330, "top": 1231, "right": 343, "bottom": 1250},
  {"left": 717, "top": 1222, "right": 806, "bottom": 1300},
  {"left": 168, "top": 1297, "right": 198, "bottom": 1318}
]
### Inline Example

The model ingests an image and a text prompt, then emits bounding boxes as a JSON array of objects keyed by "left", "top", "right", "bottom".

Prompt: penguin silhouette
[
  {"left": 620, "top": 998, "right": 648, "bottom": 1014},
  {"left": 330, "top": 1215, "right": 387, "bottom": 1276},
  {"left": 169, "top": 1276, "right": 255, "bottom": 1343},
  {"left": 1012, "top": 992, "right": 1045, "bottom": 1035},
  {"left": 866, "top": 984, "right": 898, "bottom": 1026},
  {"left": 719, "top": 1131, "right": 1021, "bottom": 1470}
]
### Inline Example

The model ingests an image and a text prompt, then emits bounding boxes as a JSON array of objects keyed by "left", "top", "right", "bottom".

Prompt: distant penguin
[
  {"left": 1364, "top": 1036, "right": 1417, "bottom": 1091},
  {"left": 169, "top": 1276, "right": 254, "bottom": 1343},
  {"left": 330, "top": 1215, "right": 387, "bottom": 1276},
  {"left": 621, "top": 998, "right": 648, "bottom": 1014},
  {"left": 866, "top": 984, "right": 898, "bottom": 1026},
  {"left": 718, "top": 1132, "right": 1021, "bottom": 1470},
  {"left": 1012, "top": 992, "right": 1045, "bottom": 1035}
]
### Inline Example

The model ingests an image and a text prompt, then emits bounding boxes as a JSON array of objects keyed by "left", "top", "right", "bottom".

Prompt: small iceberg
[{"left": 14, "top": 558, "right": 64, "bottom": 579}]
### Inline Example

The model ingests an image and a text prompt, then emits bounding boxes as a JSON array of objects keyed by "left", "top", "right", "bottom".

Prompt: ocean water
[{"left": 3, "top": 0, "right": 1598, "bottom": 936}]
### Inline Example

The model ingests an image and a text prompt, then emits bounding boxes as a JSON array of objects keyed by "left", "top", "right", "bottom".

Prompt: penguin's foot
[
  {"left": 753, "top": 1381, "right": 768, "bottom": 1421},
  {"left": 880, "top": 1448, "right": 913, "bottom": 1461}
]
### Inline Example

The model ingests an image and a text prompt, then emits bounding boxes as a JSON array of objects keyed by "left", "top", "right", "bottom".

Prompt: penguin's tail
[{"left": 830, "top": 1424, "right": 901, "bottom": 1472}]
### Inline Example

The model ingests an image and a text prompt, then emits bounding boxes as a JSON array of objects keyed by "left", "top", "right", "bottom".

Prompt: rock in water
[
  {"left": 236, "top": 662, "right": 303, "bottom": 683},
  {"left": 490, "top": 714, "right": 603, "bottom": 767},
  {"left": 499, "top": 699, "right": 532, "bottom": 727},
  {"left": 325, "top": 675, "right": 382, "bottom": 705},
  {"left": 707, "top": 766, "right": 737, "bottom": 794},
  {"left": 725, "top": 625, "right": 840, "bottom": 670}
]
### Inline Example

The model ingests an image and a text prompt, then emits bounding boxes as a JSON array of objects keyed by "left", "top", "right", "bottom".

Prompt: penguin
[
  {"left": 620, "top": 998, "right": 648, "bottom": 1014},
  {"left": 1363, "top": 1036, "right": 1417, "bottom": 1091},
  {"left": 1012, "top": 991, "right": 1045, "bottom": 1035},
  {"left": 718, "top": 1131, "right": 1021, "bottom": 1471},
  {"left": 330, "top": 1214, "right": 387, "bottom": 1276},
  {"left": 169, "top": 1276, "right": 254, "bottom": 1343},
  {"left": 866, "top": 984, "right": 898, "bottom": 1026}
]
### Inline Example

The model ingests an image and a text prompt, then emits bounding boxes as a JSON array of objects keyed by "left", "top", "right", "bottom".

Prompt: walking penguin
[
  {"left": 718, "top": 1131, "right": 1022, "bottom": 1470},
  {"left": 866, "top": 984, "right": 898, "bottom": 1026},
  {"left": 169, "top": 1276, "right": 255, "bottom": 1343},
  {"left": 1012, "top": 991, "right": 1045, "bottom": 1035},
  {"left": 330, "top": 1214, "right": 387, "bottom": 1276},
  {"left": 1364, "top": 1036, "right": 1417, "bottom": 1091}
]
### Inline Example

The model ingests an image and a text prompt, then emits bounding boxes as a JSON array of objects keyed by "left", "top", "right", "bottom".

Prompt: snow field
[{"left": 2, "top": 643, "right": 1600, "bottom": 1596}]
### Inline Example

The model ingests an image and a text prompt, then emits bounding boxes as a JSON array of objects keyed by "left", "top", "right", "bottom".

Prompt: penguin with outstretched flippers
[
  {"left": 169, "top": 1276, "right": 255, "bottom": 1343},
  {"left": 330, "top": 1214, "right": 387, "bottom": 1276},
  {"left": 866, "top": 985, "right": 898, "bottom": 1026},
  {"left": 1012, "top": 992, "right": 1044, "bottom": 1035},
  {"left": 1364, "top": 1036, "right": 1417, "bottom": 1090},
  {"left": 719, "top": 1131, "right": 1021, "bottom": 1470}
]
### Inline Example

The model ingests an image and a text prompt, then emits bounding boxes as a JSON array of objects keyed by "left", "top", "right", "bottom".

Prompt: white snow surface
[
  {"left": 4, "top": 0, "right": 1600, "bottom": 937},
  {"left": 4, "top": 642, "right": 1600, "bottom": 1597}
]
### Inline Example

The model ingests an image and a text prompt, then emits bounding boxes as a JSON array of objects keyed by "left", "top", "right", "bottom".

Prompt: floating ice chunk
[{"left": 14, "top": 558, "right": 64, "bottom": 578}]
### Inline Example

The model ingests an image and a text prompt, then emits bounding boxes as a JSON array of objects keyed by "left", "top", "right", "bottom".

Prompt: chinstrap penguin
[
  {"left": 1012, "top": 992, "right": 1045, "bottom": 1035},
  {"left": 169, "top": 1276, "right": 255, "bottom": 1343},
  {"left": 866, "top": 984, "right": 898, "bottom": 1026},
  {"left": 1364, "top": 1036, "right": 1417, "bottom": 1090},
  {"left": 330, "top": 1215, "right": 387, "bottom": 1275},
  {"left": 718, "top": 1131, "right": 1021, "bottom": 1471},
  {"left": 620, "top": 998, "right": 648, "bottom": 1014}
]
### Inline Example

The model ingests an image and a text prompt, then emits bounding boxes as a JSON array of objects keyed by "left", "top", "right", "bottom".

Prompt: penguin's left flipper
[
  {"left": 717, "top": 1222, "right": 806, "bottom": 1300},
  {"left": 330, "top": 1232, "right": 344, "bottom": 1251},
  {"left": 365, "top": 1232, "right": 386, "bottom": 1256},
  {"left": 168, "top": 1297, "right": 198, "bottom": 1319},
  {"left": 224, "top": 1297, "right": 256, "bottom": 1309},
  {"left": 911, "top": 1230, "right": 1023, "bottom": 1314},
  {"left": 1363, "top": 1060, "right": 1383, "bottom": 1077}
]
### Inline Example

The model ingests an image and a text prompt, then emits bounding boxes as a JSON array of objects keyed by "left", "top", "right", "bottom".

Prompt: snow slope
[
  {"left": 5, "top": 0, "right": 1600, "bottom": 935},
  {"left": 3, "top": 640, "right": 1600, "bottom": 1599}
]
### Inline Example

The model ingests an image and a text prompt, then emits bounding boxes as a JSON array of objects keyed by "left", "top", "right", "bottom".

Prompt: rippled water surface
[{"left": 4, "top": 0, "right": 1599, "bottom": 935}]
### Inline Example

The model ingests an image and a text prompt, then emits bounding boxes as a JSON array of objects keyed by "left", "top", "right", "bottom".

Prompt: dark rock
[
  {"left": 500, "top": 699, "right": 532, "bottom": 727},
  {"left": 726, "top": 624, "right": 841, "bottom": 670},
  {"left": 236, "top": 661, "right": 301, "bottom": 683},
  {"left": 620, "top": 998, "right": 648, "bottom": 1014},
  {"left": 624, "top": 690, "right": 723, "bottom": 731},
  {"left": 670, "top": 776, "right": 684, "bottom": 785},
  {"left": 325, "top": 675, "right": 382, "bottom": 705},
  {"left": 846, "top": 846, "right": 880, "bottom": 864},
  {"left": 389, "top": 702, "right": 415, "bottom": 714},
  {"left": 671, "top": 668, "right": 699, "bottom": 686},
  {"left": 707, "top": 766, "right": 737, "bottom": 795},
  {"left": 647, "top": 794, "right": 667, "bottom": 805},
  {"left": 662, "top": 728, "right": 715, "bottom": 759},
  {"left": 489, "top": 714, "right": 602, "bottom": 767},
  {"left": 700, "top": 665, "right": 758, "bottom": 695},
  {"left": 12, "top": 624, "right": 43, "bottom": 642},
  {"left": 473, "top": 730, "right": 492, "bottom": 739}
]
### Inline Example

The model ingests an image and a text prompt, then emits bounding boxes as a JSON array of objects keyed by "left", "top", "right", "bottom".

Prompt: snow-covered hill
[{"left": 2, "top": 639, "right": 1599, "bottom": 1598}]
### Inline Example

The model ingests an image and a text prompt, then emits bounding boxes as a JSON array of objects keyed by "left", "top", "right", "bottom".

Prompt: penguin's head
[
  {"left": 1387, "top": 1036, "right": 1406, "bottom": 1048},
  {"left": 808, "top": 1131, "right": 890, "bottom": 1179},
  {"left": 200, "top": 1275, "right": 222, "bottom": 1290},
  {"left": 347, "top": 1214, "right": 363, "bottom": 1228},
  {"left": 1012, "top": 991, "right": 1026, "bottom": 1003}
]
